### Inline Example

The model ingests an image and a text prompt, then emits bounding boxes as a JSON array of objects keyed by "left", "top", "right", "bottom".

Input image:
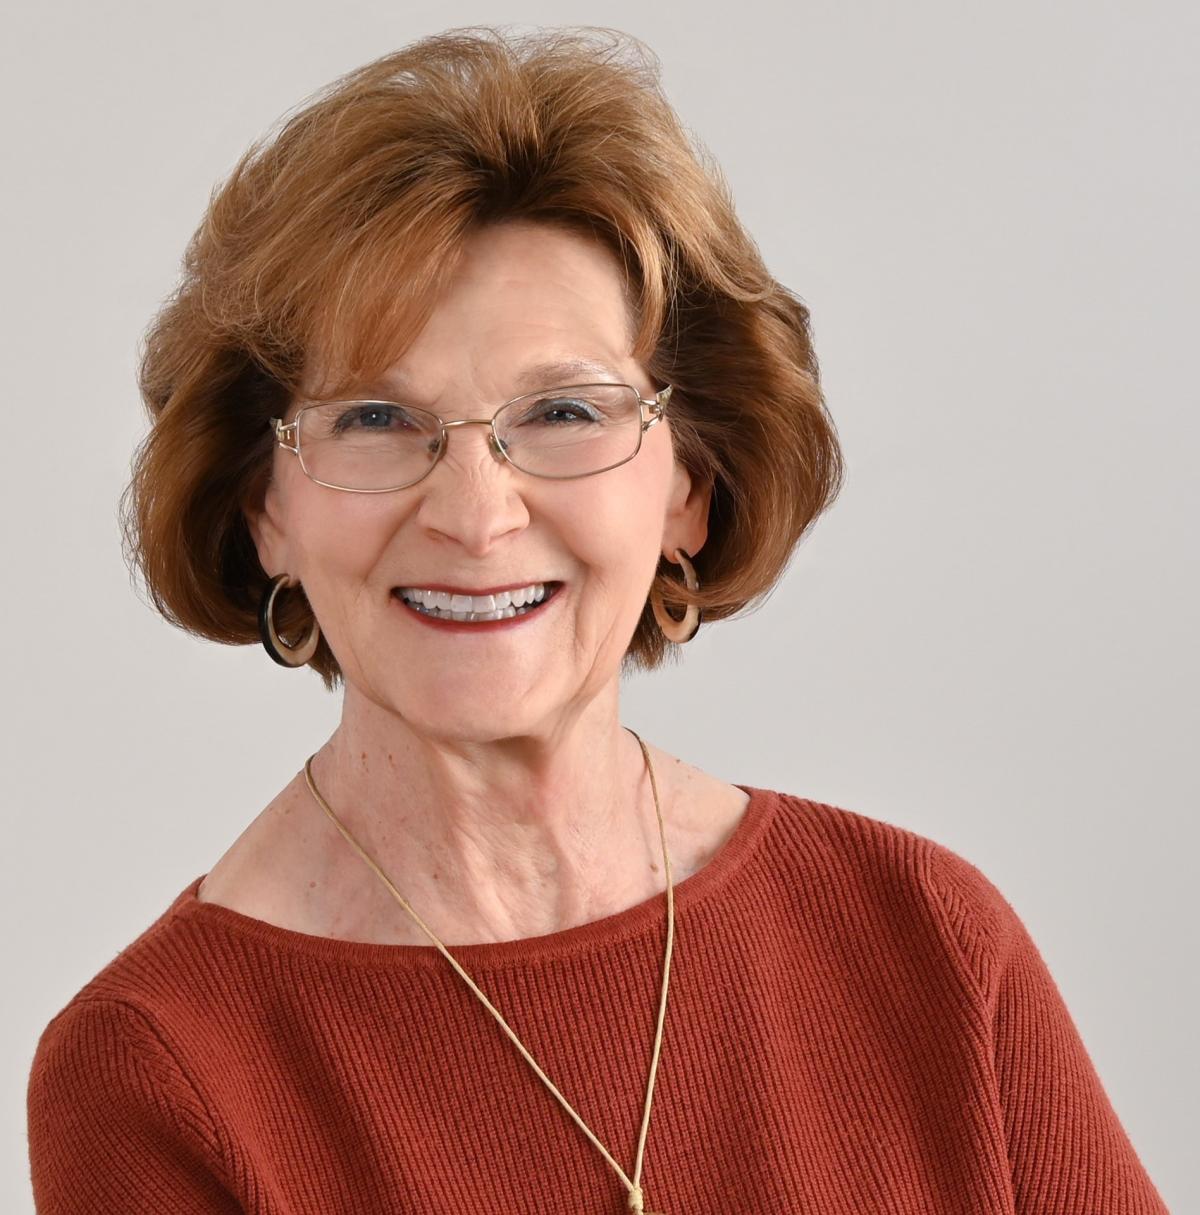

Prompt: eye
[
  {"left": 330, "top": 403, "right": 416, "bottom": 433},
  {"left": 520, "top": 395, "right": 603, "bottom": 425}
]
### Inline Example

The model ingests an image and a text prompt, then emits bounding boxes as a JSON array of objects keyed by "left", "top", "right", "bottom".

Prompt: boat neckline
[{"left": 169, "top": 782, "right": 780, "bottom": 970}]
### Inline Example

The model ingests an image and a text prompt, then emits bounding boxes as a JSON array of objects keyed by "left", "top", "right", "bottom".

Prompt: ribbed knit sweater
[{"left": 26, "top": 785, "right": 1169, "bottom": 1214}]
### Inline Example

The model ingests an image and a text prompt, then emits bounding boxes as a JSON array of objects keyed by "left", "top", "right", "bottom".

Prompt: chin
[{"left": 389, "top": 685, "right": 552, "bottom": 740}]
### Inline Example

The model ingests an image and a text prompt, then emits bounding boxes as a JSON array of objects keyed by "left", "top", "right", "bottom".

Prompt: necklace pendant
[{"left": 628, "top": 1184, "right": 665, "bottom": 1214}]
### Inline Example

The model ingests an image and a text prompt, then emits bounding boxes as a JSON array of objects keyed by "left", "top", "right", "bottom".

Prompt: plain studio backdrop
[{"left": 3, "top": 3, "right": 1194, "bottom": 1211}]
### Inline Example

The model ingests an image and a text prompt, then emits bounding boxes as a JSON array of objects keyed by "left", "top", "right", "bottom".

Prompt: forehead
[{"left": 304, "top": 220, "right": 639, "bottom": 402}]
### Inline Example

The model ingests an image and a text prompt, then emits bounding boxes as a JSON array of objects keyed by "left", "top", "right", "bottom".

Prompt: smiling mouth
[{"left": 392, "top": 582, "right": 564, "bottom": 623}]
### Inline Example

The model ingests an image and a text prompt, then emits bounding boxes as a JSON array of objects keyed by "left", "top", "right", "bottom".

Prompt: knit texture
[{"left": 26, "top": 786, "right": 1169, "bottom": 1213}]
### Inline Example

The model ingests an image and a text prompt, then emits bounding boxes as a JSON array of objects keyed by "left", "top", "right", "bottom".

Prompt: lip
[
  {"left": 391, "top": 583, "right": 564, "bottom": 633},
  {"left": 394, "top": 580, "right": 563, "bottom": 596}
]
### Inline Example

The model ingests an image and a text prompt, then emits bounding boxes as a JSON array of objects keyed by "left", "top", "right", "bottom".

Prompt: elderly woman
[{"left": 27, "top": 27, "right": 1167, "bottom": 1215}]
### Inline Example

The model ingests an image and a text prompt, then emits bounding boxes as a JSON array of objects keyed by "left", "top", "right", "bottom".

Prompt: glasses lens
[
  {"left": 495, "top": 384, "right": 642, "bottom": 477},
  {"left": 298, "top": 401, "right": 442, "bottom": 490}
]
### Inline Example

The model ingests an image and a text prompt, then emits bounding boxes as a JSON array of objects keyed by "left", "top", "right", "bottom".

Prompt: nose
[{"left": 413, "top": 417, "right": 528, "bottom": 551}]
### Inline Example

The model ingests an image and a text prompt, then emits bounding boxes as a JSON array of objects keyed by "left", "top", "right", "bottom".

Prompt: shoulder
[
  {"left": 29, "top": 993, "right": 213, "bottom": 1128},
  {"left": 27, "top": 877, "right": 231, "bottom": 1134},
  {"left": 27, "top": 984, "right": 232, "bottom": 1196},
  {"left": 763, "top": 788, "right": 1025, "bottom": 1000},
  {"left": 27, "top": 963, "right": 237, "bottom": 1209}
]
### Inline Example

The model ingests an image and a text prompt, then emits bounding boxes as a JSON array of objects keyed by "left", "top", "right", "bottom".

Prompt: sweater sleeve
[
  {"left": 27, "top": 997, "right": 243, "bottom": 1214},
  {"left": 922, "top": 843, "right": 1170, "bottom": 1215}
]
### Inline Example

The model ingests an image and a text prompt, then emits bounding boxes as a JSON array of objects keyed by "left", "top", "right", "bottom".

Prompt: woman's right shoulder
[{"left": 27, "top": 965, "right": 239, "bottom": 1211}]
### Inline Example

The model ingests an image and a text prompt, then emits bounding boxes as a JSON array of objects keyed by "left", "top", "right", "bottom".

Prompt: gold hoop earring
[
  {"left": 650, "top": 548, "right": 702, "bottom": 644},
  {"left": 258, "top": 573, "right": 321, "bottom": 668}
]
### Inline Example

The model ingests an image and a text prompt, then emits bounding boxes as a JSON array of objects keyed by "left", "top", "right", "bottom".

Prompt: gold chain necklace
[{"left": 302, "top": 726, "right": 673, "bottom": 1214}]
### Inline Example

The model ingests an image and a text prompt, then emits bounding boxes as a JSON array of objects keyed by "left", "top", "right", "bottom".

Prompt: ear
[
  {"left": 662, "top": 460, "right": 712, "bottom": 562},
  {"left": 242, "top": 476, "right": 290, "bottom": 579}
]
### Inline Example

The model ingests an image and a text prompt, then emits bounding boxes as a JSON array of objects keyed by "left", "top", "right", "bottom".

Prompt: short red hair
[{"left": 122, "top": 26, "right": 844, "bottom": 689}]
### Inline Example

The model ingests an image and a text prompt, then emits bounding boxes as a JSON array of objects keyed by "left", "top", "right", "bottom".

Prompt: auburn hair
[{"left": 121, "top": 25, "right": 844, "bottom": 690}]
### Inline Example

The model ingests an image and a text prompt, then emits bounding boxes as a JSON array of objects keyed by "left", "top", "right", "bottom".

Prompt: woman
[{"left": 26, "top": 26, "right": 1168, "bottom": 1215}]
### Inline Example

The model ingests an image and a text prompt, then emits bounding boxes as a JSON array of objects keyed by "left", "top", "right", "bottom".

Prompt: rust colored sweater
[{"left": 26, "top": 785, "right": 1170, "bottom": 1213}]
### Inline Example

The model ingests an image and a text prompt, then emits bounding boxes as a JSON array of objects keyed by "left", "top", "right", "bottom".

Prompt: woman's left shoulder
[
  {"left": 764, "top": 783, "right": 985, "bottom": 871},
  {"left": 756, "top": 786, "right": 1021, "bottom": 954}
]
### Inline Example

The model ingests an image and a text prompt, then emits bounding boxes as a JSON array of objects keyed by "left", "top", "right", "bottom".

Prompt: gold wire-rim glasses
[{"left": 269, "top": 382, "right": 673, "bottom": 493}]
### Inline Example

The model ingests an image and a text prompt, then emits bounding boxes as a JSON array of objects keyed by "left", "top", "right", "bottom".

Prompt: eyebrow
[
  {"left": 510, "top": 358, "right": 625, "bottom": 390},
  {"left": 354, "top": 357, "right": 626, "bottom": 402}
]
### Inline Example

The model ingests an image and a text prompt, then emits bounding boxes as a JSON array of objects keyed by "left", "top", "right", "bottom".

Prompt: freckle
[
  {"left": 432, "top": 871, "right": 440, "bottom": 881},
  {"left": 386, "top": 753, "right": 395, "bottom": 766}
]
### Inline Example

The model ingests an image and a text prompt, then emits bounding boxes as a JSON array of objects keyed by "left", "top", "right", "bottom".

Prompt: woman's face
[{"left": 248, "top": 219, "right": 710, "bottom": 740}]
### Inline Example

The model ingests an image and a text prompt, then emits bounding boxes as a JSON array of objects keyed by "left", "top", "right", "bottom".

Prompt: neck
[{"left": 302, "top": 682, "right": 672, "bottom": 946}]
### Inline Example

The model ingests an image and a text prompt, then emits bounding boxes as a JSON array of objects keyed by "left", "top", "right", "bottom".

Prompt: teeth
[
  {"left": 400, "top": 582, "right": 547, "bottom": 613},
  {"left": 451, "top": 593, "right": 490, "bottom": 613},
  {"left": 398, "top": 582, "right": 552, "bottom": 622}
]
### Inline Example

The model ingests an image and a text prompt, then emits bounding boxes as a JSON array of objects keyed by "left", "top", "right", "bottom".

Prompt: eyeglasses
[{"left": 270, "top": 382, "right": 672, "bottom": 493}]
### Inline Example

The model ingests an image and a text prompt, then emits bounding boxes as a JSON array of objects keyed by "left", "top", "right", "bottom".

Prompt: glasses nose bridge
[
  {"left": 441, "top": 416, "right": 496, "bottom": 429},
  {"left": 437, "top": 414, "right": 508, "bottom": 464}
]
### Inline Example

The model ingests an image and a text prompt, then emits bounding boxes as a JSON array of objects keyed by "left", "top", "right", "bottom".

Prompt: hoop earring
[
  {"left": 650, "top": 548, "right": 702, "bottom": 644},
  {"left": 258, "top": 573, "right": 321, "bottom": 668}
]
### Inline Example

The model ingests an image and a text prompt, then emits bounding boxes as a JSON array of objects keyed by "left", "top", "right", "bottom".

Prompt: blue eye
[
  {"left": 332, "top": 404, "right": 413, "bottom": 433},
  {"left": 524, "top": 397, "right": 602, "bottom": 425}
]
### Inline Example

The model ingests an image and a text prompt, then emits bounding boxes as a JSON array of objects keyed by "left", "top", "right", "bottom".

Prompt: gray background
[{"left": 3, "top": 2, "right": 1194, "bottom": 1211}]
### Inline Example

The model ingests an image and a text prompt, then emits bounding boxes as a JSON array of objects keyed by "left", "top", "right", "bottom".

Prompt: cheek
[
  {"left": 292, "top": 499, "right": 399, "bottom": 589},
  {"left": 562, "top": 473, "right": 666, "bottom": 593}
]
